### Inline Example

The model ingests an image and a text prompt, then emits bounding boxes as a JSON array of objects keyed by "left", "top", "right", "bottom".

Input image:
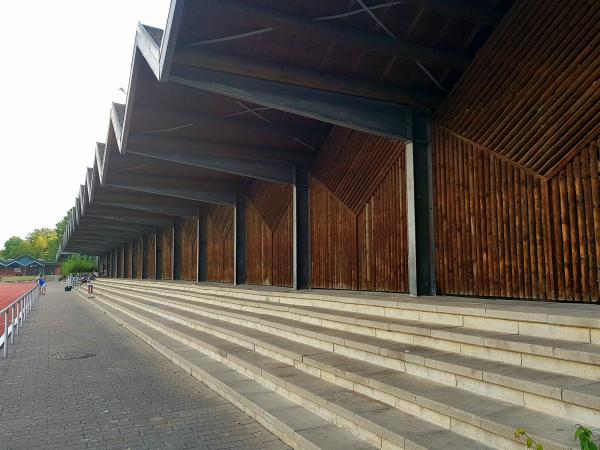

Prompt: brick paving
[{"left": 0, "top": 283, "right": 290, "bottom": 450}]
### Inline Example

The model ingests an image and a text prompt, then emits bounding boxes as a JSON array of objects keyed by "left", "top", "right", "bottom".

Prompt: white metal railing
[{"left": 0, "top": 284, "right": 40, "bottom": 357}]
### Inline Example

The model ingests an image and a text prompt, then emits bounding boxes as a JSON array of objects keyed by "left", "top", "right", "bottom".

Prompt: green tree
[
  {"left": 0, "top": 210, "right": 71, "bottom": 262},
  {"left": 0, "top": 236, "right": 31, "bottom": 259},
  {"left": 55, "top": 213, "right": 70, "bottom": 242},
  {"left": 26, "top": 228, "right": 57, "bottom": 260}
]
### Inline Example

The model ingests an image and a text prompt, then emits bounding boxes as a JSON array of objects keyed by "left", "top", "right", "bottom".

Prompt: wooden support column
[
  {"left": 293, "top": 167, "right": 311, "bottom": 290},
  {"left": 406, "top": 111, "right": 435, "bottom": 295},
  {"left": 234, "top": 193, "right": 247, "bottom": 285},
  {"left": 198, "top": 211, "right": 208, "bottom": 282}
]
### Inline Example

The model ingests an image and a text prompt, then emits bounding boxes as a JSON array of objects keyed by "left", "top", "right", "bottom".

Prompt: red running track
[{"left": 0, "top": 283, "right": 36, "bottom": 336}]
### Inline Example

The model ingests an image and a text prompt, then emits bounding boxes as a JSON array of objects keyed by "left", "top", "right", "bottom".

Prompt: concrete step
[
  {"left": 81, "top": 293, "right": 377, "bottom": 450},
  {"left": 96, "top": 282, "right": 600, "bottom": 424},
  {"left": 93, "top": 289, "right": 587, "bottom": 450},
  {"left": 99, "top": 279, "right": 600, "bottom": 341},
  {"left": 97, "top": 281, "right": 600, "bottom": 381},
  {"left": 85, "top": 292, "right": 494, "bottom": 450}
]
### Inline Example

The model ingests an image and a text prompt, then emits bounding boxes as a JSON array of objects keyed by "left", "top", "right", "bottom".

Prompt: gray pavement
[{"left": 0, "top": 283, "right": 290, "bottom": 450}]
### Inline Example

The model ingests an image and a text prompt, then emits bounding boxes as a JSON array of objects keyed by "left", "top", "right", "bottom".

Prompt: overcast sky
[{"left": 0, "top": 0, "right": 171, "bottom": 245}]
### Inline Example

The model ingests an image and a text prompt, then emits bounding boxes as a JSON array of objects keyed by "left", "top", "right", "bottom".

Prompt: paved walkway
[{"left": 0, "top": 283, "right": 290, "bottom": 450}]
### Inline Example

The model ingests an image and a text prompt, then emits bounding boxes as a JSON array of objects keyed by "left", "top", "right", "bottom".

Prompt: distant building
[{"left": 0, "top": 255, "right": 61, "bottom": 276}]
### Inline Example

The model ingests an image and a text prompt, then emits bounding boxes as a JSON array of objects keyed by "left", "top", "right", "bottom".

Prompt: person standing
[{"left": 39, "top": 275, "right": 47, "bottom": 295}]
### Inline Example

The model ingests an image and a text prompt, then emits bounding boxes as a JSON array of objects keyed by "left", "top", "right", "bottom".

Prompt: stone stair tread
[
  {"left": 424, "top": 352, "right": 596, "bottom": 400},
  {"left": 562, "top": 382, "right": 600, "bottom": 411},
  {"left": 355, "top": 408, "right": 492, "bottom": 450},
  {"left": 111, "top": 284, "right": 458, "bottom": 333},
  {"left": 105, "top": 285, "right": 592, "bottom": 356},
  {"left": 106, "top": 280, "right": 600, "bottom": 328},
  {"left": 92, "top": 297, "right": 377, "bottom": 450},
  {"left": 94, "top": 294, "right": 491, "bottom": 450},
  {"left": 485, "top": 333, "right": 600, "bottom": 362},
  {"left": 99, "top": 286, "right": 600, "bottom": 405},
  {"left": 96, "top": 293, "right": 587, "bottom": 448},
  {"left": 109, "top": 284, "right": 600, "bottom": 357}
]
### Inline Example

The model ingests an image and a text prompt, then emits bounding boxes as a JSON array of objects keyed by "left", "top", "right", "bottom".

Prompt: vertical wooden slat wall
[
  {"left": 246, "top": 180, "right": 293, "bottom": 287},
  {"left": 158, "top": 226, "right": 174, "bottom": 280},
  {"left": 117, "top": 247, "right": 124, "bottom": 278},
  {"left": 207, "top": 205, "right": 234, "bottom": 283},
  {"left": 143, "top": 233, "right": 156, "bottom": 280},
  {"left": 175, "top": 217, "right": 198, "bottom": 281},
  {"left": 431, "top": 0, "right": 600, "bottom": 302},
  {"left": 132, "top": 238, "right": 143, "bottom": 279},
  {"left": 434, "top": 128, "right": 600, "bottom": 302},
  {"left": 310, "top": 126, "right": 408, "bottom": 292},
  {"left": 125, "top": 242, "right": 132, "bottom": 279}
]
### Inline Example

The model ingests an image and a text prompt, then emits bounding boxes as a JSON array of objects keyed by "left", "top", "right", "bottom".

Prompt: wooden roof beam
[
  {"left": 132, "top": 109, "right": 323, "bottom": 147},
  {"left": 128, "top": 134, "right": 314, "bottom": 164},
  {"left": 105, "top": 173, "right": 237, "bottom": 205},
  {"left": 127, "top": 139, "right": 297, "bottom": 184},
  {"left": 85, "top": 206, "right": 176, "bottom": 228},
  {"left": 107, "top": 172, "right": 249, "bottom": 192},
  {"left": 173, "top": 48, "right": 444, "bottom": 108},
  {"left": 169, "top": 64, "right": 412, "bottom": 140},
  {"left": 77, "top": 217, "right": 156, "bottom": 234},
  {"left": 400, "top": 0, "right": 505, "bottom": 26},
  {"left": 94, "top": 195, "right": 201, "bottom": 218},
  {"left": 189, "top": 0, "right": 471, "bottom": 70}
]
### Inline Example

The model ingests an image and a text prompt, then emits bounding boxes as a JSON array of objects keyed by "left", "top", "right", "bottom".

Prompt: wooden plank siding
[
  {"left": 246, "top": 181, "right": 293, "bottom": 287},
  {"left": 434, "top": 127, "right": 600, "bottom": 302},
  {"left": 157, "top": 226, "right": 174, "bottom": 280},
  {"left": 434, "top": 0, "right": 600, "bottom": 180},
  {"left": 132, "top": 238, "right": 143, "bottom": 279},
  {"left": 117, "top": 247, "right": 124, "bottom": 278},
  {"left": 125, "top": 242, "right": 132, "bottom": 278},
  {"left": 175, "top": 217, "right": 199, "bottom": 281},
  {"left": 207, "top": 205, "right": 234, "bottom": 283},
  {"left": 143, "top": 233, "right": 156, "bottom": 280},
  {"left": 431, "top": 0, "right": 600, "bottom": 302},
  {"left": 310, "top": 126, "right": 408, "bottom": 292}
]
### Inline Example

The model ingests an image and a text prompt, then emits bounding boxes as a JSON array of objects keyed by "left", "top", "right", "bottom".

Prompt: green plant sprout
[
  {"left": 575, "top": 425, "right": 598, "bottom": 450},
  {"left": 515, "top": 428, "right": 543, "bottom": 450},
  {"left": 515, "top": 425, "right": 599, "bottom": 450}
]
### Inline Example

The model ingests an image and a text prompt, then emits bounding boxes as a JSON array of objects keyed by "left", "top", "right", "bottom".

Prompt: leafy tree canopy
[{"left": 0, "top": 211, "right": 71, "bottom": 262}]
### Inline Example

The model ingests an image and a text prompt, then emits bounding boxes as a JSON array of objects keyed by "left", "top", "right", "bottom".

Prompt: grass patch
[{"left": 0, "top": 276, "right": 38, "bottom": 283}]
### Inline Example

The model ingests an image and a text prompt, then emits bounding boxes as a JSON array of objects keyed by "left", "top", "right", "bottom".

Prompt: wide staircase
[{"left": 83, "top": 279, "right": 600, "bottom": 449}]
